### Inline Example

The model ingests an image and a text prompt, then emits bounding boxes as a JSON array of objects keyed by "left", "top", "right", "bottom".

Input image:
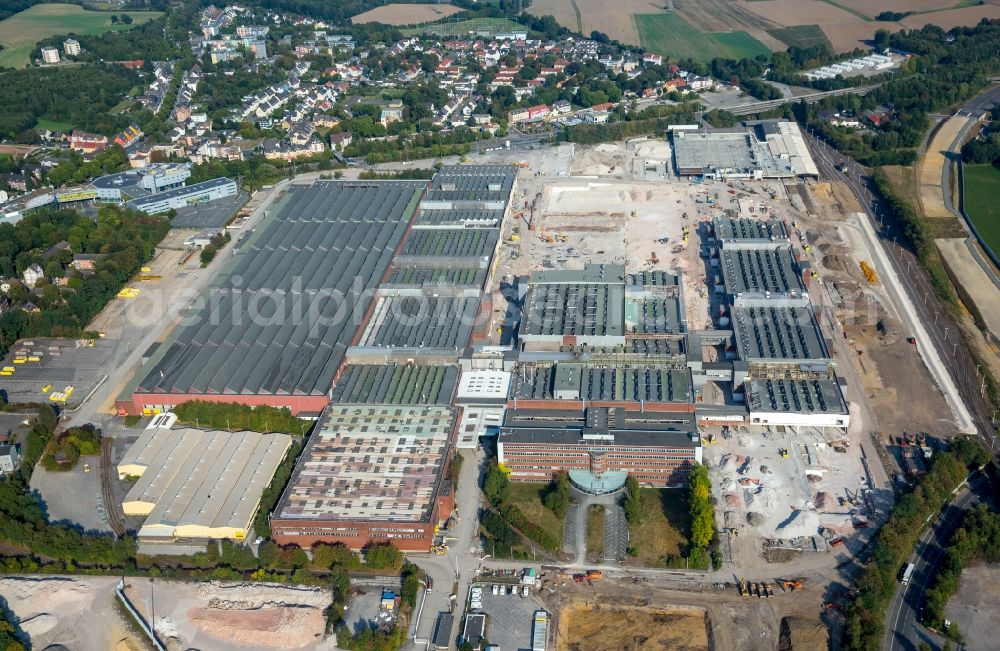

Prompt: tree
[
  {"left": 688, "top": 463, "right": 714, "bottom": 550},
  {"left": 542, "top": 471, "right": 570, "bottom": 517},
  {"left": 483, "top": 462, "right": 510, "bottom": 505},
  {"left": 364, "top": 542, "right": 402, "bottom": 570},
  {"left": 623, "top": 475, "right": 642, "bottom": 524},
  {"left": 311, "top": 542, "right": 360, "bottom": 570}
]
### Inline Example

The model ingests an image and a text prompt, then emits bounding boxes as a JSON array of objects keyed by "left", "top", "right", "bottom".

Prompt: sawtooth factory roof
[
  {"left": 721, "top": 248, "right": 805, "bottom": 296},
  {"left": 330, "top": 364, "right": 458, "bottom": 405},
  {"left": 733, "top": 304, "right": 828, "bottom": 362},
  {"left": 357, "top": 296, "right": 480, "bottom": 349},
  {"left": 747, "top": 377, "right": 847, "bottom": 414},
  {"left": 414, "top": 207, "right": 504, "bottom": 228},
  {"left": 399, "top": 228, "right": 499, "bottom": 260},
  {"left": 134, "top": 180, "right": 424, "bottom": 397},
  {"left": 514, "top": 363, "right": 692, "bottom": 403},
  {"left": 384, "top": 266, "right": 487, "bottom": 289}
]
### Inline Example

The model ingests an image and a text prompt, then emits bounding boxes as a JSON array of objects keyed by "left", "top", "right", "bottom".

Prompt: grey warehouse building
[
  {"left": 127, "top": 177, "right": 238, "bottom": 215},
  {"left": 123, "top": 180, "right": 426, "bottom": 415}
]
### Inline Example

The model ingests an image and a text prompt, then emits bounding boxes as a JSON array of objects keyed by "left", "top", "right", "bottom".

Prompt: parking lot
[
  {"left": 169, "top": 191, "right": 248, "bottom": 229},
  {"left": 29, "top": 454, "right": 108, "bottom": 532},
  {"left": 603, "top": 502, "right": 629, "bottom": 561},
  {"left": 0, "top": 338, "right": 115, "bottom": 408},
  {"left": 474, "top": 580, "right": 540, "bottom": 651},
  {"left": 344, "top": 587, "right": 388, "bottom": 635}
]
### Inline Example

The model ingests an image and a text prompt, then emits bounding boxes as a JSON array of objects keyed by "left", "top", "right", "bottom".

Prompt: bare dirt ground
[
  {"left": 0, "top": 144, "right": 40, "bottom": 158},
  {"left": 821, "top": 22, "right": 892, "bottom": 52},
  {"left": 743, "top": 0, "right": 862, "bottom": 28},
  {"left": 350, "top": 3, "right": 460, "bottom": 25},
  {"left": 557, "top": 602, "right": 709, "bottom": 651},
  {"left": 937, "top": 238, "right": 1000, "bottom": 341},
  {"left": 124, "top": 579, "right": 334, "bottom": 651},
  {"left": 529, "top": 0, "right": 583, "bottom": 34},
  {"left": 919, "top": 117, "right": 970, "bottom": 220},
  {"left": 0, "top": 575, "right": 145, "bottom": 650},
  {"left": 900, "top": 3, "right": 1000, "bottom": 29},
  {"left": 838, "top": 0, "right": 970, "bottom": 16},
  {"left": 529, "top": 0, "right": 665, "bottom": 44},
  {"left": 795, "top": 176, "right": 956, "bottom": 437},
  {"left": 944, "top": 563, "right": 1000, "bottom": 651},
  {"left": 543, "top": 578, "right": 828, "bottom": 651}
]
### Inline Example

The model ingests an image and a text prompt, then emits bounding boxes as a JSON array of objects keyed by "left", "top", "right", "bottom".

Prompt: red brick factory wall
[
  {"left": 270, "top": 494, "right": 454, "bottom": 551},
  {"left": 118, "top": 392, "right": 329, "bottom": 417}
]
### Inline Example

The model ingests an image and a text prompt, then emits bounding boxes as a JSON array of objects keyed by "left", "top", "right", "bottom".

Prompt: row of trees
[
  {"left": 870, "top": 168, "right": 955, "bottom": 303},
  {"left": 923, "top": 504, "right": 1000, "bottom": 638},
  {"left": 563, "top": 103, "right": 701, "bottom": 145},
  {"left": 482, "top": 462, "right": 562, "bottom": 553},
  {"left": 172, "top": 401, "right": 311, "bottom": 435},
  {"left": 842, "top": 439, "right": 989, "bottom": 650},
  {"left": 687, "top": 463, "right": 716, "bottom": 568}
]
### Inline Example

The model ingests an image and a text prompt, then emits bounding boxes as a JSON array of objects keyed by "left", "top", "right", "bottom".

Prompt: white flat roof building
[{"left": 455, "top": 369, "right": 511, "bottom": 405}]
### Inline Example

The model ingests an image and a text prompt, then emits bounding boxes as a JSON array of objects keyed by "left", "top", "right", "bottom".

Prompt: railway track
[
  {"left": 100, "top": 437, "right": 126, "bottom": 536},
  {"left": 805, "top": 134, "right": 997, "bottom": 453}
]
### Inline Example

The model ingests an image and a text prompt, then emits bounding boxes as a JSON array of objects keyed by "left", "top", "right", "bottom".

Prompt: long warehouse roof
[
  {"left": 118, "top": 427, "right": 292, "bottom": 538},
  {"left": 133, "top": 180, "right": 425, "bottom": 397}
]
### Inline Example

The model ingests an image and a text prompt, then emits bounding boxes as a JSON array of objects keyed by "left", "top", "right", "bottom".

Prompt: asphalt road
[{"left": 883, "top": 475, "right": 989, "bottom": 651}]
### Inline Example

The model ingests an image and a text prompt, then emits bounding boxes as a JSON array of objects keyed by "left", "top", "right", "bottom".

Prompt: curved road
[{"left": 883, "top": 474, "right": 988, "bottom": 651}]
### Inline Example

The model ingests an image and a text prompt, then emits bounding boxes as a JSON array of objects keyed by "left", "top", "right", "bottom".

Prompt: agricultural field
[
  {"left": 963, "top": 163, "right": 1000, "bottom": 262},
  {"left": 400, "top": 16, "right": 523, "bottom": 37},
  {"left": 0, "top": 3, "right": 161, "bottom": 68},
  {"left": 767, "top": 24, "right": 833, "bottom": 50},
  {"left": 530, "top": 0, "right": 1000, "bottom": 55},
  {"left": 636, "top": 13, "right": 770, "bottom": 62},
  {"left": 350, "top": 2, "right": 461, "bottom": 25}
]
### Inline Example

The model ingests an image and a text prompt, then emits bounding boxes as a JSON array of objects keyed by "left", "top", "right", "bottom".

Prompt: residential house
[
  {"left": 0, "top": 445, "right": 19, "bottom": 475},
  {"left": 69, "top": 131, "right": 109, "bottom": 153},
  {"left": 22, "top": 264, "right": 44, "bottom": 288},
  {"left": 329, "top": 132, "right": 352, "bottom": 151},
  {"left": 380, "top": 99, "right": 405, "bottom": 126}
]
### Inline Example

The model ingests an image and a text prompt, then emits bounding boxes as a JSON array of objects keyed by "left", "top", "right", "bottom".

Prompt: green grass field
[
  {"left": 505, "top": 482, "right": 565, "bottom": 548},
  {"left": 768, "top": 25, "right": 833, "bottom": 50},
  {"left": 34, "top": 118, "right": 75, "bottom": 132},
  {"left": 635, "top": 13, "right": 770, "bottom": 63},
  {"left": 963, "top": 163, "right": 1000, "bottom": 262},
  {"left": 401, "top": 16, "right": 523, "bottom": 37},
  {"left": 0, "top": 3, "right": 161, "bottom": 69},
  {"left": 627, "top": 488, "right": 689, "bottom": 567}
]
